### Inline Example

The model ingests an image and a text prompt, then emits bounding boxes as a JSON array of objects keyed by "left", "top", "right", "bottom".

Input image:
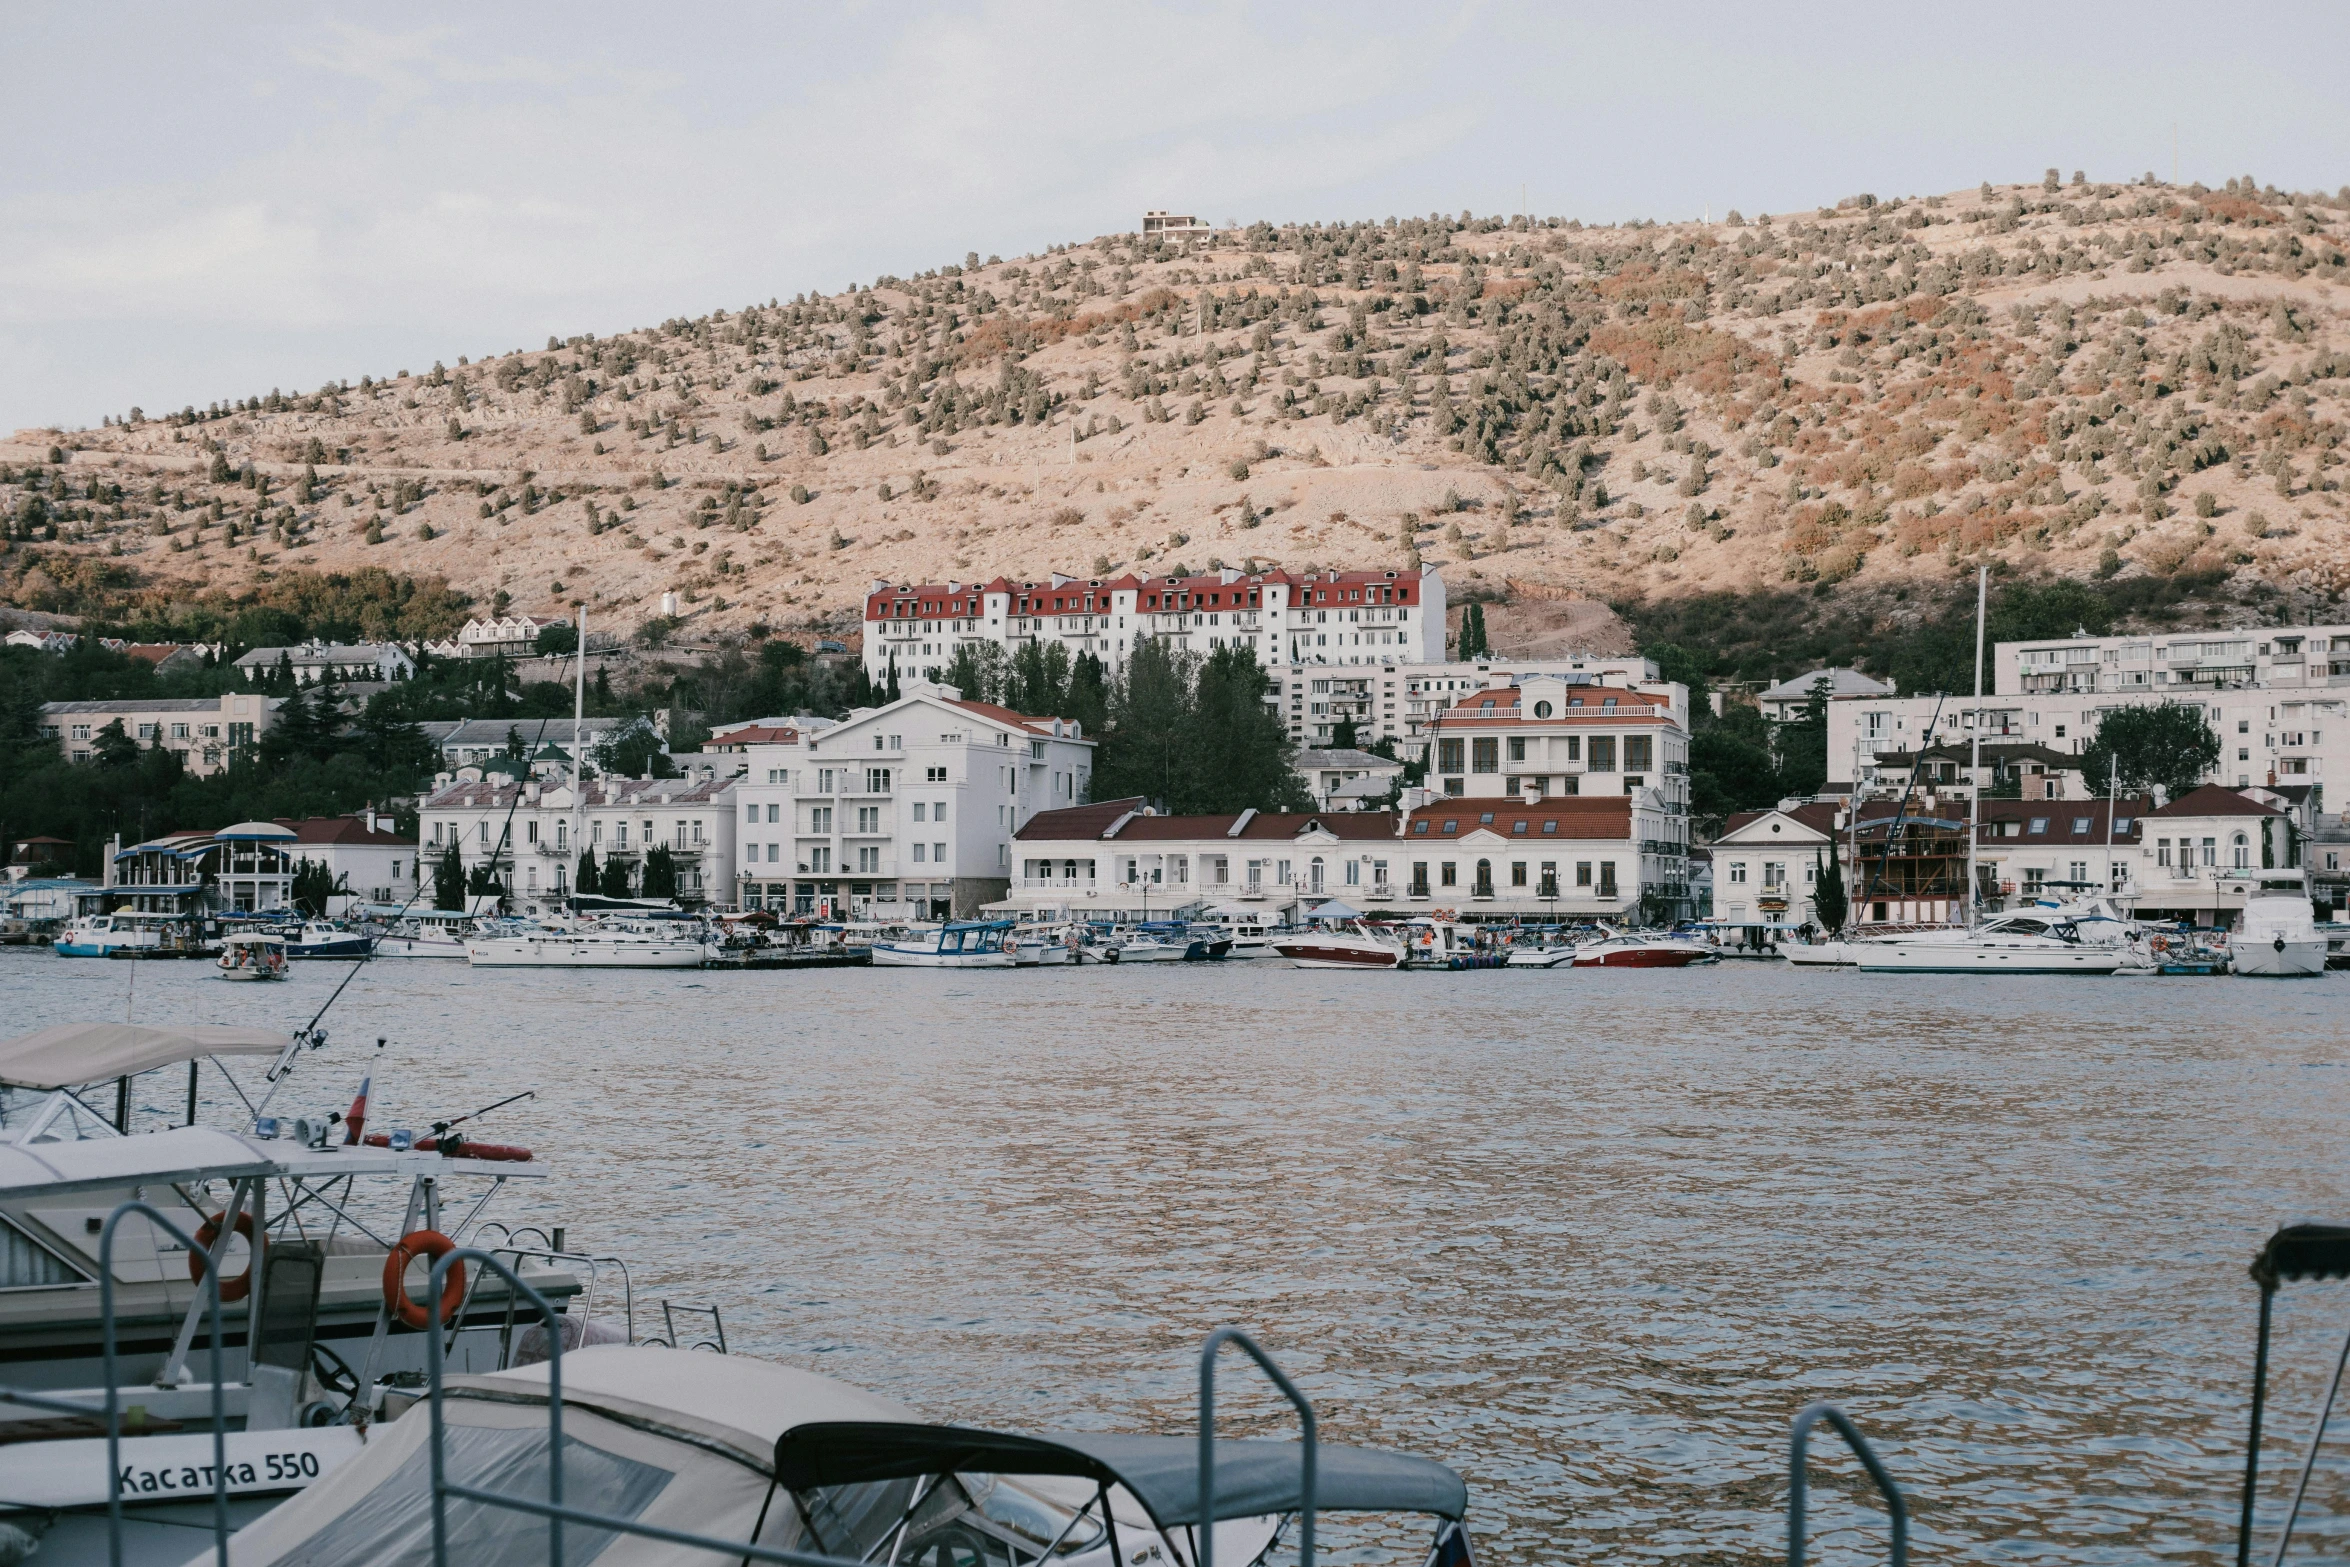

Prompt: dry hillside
[{"left": 8, "top": 170, "right": 2350, "bottom": 644}]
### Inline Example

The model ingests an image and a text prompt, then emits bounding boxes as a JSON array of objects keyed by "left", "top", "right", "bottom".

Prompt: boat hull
[
  {"left": 1273, "top": 940, "right": 1401, "bottom": 969},
  {"left": 1505, "top": 948, "right": 1578, "bottom": 968},
  {"left": 1854, "top": 944, "right": 2122, "bottom": 974},
  {"left": 372, "top": 935, "right": 470, "bottom": 959},
  {"left": 465, "top": 938, "right": 706, "bottom": 968},
  {"left": 1573, "top": 947, "right": 1702, "bottom": 968},
  {"left": 870, "top": 948, "right": 1016, "bottom": 968},
  {"left": 2232, "top": 938, "right": 2327, "bottom": 978},
  {"left": 1781, "top": 943, "right": 1851, "bottom": 967}
]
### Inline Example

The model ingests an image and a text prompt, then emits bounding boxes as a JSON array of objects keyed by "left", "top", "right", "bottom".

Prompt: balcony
[
  {"left": 1018, "top": 877, "right": 1097, "bottom": 892},
  {"left": 1362, "top": 882, "right": 1395, "bottom": 901}
]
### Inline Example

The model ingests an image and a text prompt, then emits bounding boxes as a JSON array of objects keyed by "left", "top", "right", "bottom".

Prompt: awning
[
  {"left": 1307, "top": 900, "right": 1362, "bottom": 921},
  {"left": 772, "top": 1424, "right": 1466, "bottom": 1531},
  {"left": 0, "top": 1023, "right": 289, "bottom": 1090}
]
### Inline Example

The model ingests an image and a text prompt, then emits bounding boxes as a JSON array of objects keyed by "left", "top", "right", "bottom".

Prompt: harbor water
[{"left": 8, "top": 950, "right": 2350, "bottom": 1564}]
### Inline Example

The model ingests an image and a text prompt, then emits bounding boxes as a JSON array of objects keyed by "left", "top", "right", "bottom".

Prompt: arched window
[
  {"left": 2232, "top": 832, "right": 2249, "bottom": 870},
  {"left": 1474, "top": 858, "right": 1494, "bottom": 895},
  {"left": 1309, "top": 857, "right": 1325, "bottom": 894}
]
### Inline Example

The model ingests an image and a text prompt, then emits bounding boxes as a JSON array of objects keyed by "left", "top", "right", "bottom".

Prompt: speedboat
[
  {"left": 1205, "top": 916, "right": 1284, "bottom": 958},
  {"left": 216, "top": 931, "right": 288, "bottom": 981},
  {"left": 871, "top": 920, "right": 1018, "bottom": 968},
  {"left": 1572, "top": 932, "right": 1708, "bottom": 968},
  {"left": 280, "top": 921, "right": 374, "bottom": 960},
  {"left": 2234, "top": 873, "right": 2327, "bottom": 978},
  {"left": 1781, "top": 939, "right": 1851, "bottom": 966},
  {"left": 1273, "top": 919, "right": 1405, "bottom": 969},
  {"left": 1103, "top": 930, "right": 1194, "bottom": 962},
  {"left": 1011, "top": 925, "right": 1080, "bottom": 965},
  {"left": 466, "top": 916, "right": 711, "bottom": 968},
  {"left": 1505, "top": 930, "right": 1587, "bottom": 967}
]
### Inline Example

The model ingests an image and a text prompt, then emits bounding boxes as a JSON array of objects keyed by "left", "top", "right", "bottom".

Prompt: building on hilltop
[
  {"left": 234, "top": 640, "right": 415, "bottom": 686},
  {"left": 730, "top": 685, "right": 1095, "bottom": 920},
  {"left": 1758, "top": 667, "right": 1893, "bottom": 722},
  {"left": 1140, "top": 211, "right": 1213, "bottom": 238}
]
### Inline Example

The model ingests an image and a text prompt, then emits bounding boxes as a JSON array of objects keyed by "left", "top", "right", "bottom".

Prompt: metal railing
[
  {"left": 1199, "top": 1326, "right": 1317, "bottom": 1567},
  {"left": 1787, "top": 1402, "right": 1908, "bottom": 1567}
]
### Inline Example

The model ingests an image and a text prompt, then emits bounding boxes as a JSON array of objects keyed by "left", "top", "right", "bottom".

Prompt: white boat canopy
[
  {"left": 217, "top": 1345, "right": 923, "bottom": 1567},
  {"left": 1306, "top": 900, "right": 1363, "bottom": 921},
  {"left": 0, "top": 1123, "right": 276, "bottom": 1197},
  {"left": 0, "top": 1022, "right": 289, "bottom": 1090}
]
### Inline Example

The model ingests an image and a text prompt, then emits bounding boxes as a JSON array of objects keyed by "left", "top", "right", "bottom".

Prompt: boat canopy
[
  {"left": 2251, "top": 1224, "right": 2350, "bottom": 1287},
  {"left": 773, "top": 1423, "right": 1468, "bottom": 1531},
  {"left": 1306, "top": 900, "right": 1363, "bottom": 921},
  {"left": 0, "top": 1022, "right": 288, "bottom": 1090},
  {"left": 0, "top": 1123, "right": 276, "bottom": 1196}
]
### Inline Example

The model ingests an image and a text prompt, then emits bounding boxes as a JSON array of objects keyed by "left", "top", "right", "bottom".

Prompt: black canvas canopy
[{"left": 773, "top": 1423, "right": 1467, "bottom": 1532}]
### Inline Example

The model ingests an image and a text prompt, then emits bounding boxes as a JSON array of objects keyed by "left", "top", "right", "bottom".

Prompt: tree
[
  {"left": 535, "top": 622, "right": 579, "bottom": 656},
  {"left": 597, "top": 718, "right": 676, "bottom": 779},
  {"left": 91, "top": 718, "right": 140, "bottom": 769},
  {"left": 640, "top": 844, "right": 678, "bottom": 901},
  {"left": 599, "top": 855, "right": 633, "bottom": 898},
  {"left": 1189, "top": 646, "right": 1309, "bottom": 813},
  {"left": 575, "top": 847, "right": 598, "bottom": 897},
  {"left": 1331, "top": 716, "right": 1359, "bottom": 749},
  {"left": 291, "top": 856, "right": 346, "bottom": 917},
  {"left": 1812, "top": 849, "right": 1848, "bottom": 935},
  {"left": 2078, "top": 702, "right": 2221, "bottom": 803},
  {"left": 432, "top": 842, "right": 466, "bottom": 910},
  {"left": 1688, "top": 710, "right": 1781, "bottom": 826},
  {"left": 1457, "top": 603, "right": 1491, "bottom": 659}
]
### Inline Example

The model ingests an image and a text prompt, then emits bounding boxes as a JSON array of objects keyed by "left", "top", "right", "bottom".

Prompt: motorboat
[
  {"left": 187, "top": 1330, "right": 1476, "bottom": 1567},
  {"left": 1504, "top": 928, "right": 1590, "bottom": 967},
  {"left": 2234, "top": 874, "right": 2327, "bottom": 978},
  {"left": 216, "top": 931, "right": 289, "bottom": 981},
  {"left": 1101, "top": 930, "right": 1195, "bottom": 962},
  {"left": 1781, "top": 939, "right": 1851, "bottom": 967},
  {"left": 1273, "top": 919, "right": 1406, "bottom": 969},
  {"left": 278, "top": 921, "right": 374, "bottom": 960},
  {"left": 1572, "top": 932, "right": 1709, "bottom": 968},
  {"left": 1202, "top": 915, "right": 1284, "bottom": 958},
  {"left": 1011, "top": 924, "right": 1081, "bottom": 965},
  {"left": 370, "top": 910, "right": 474, "bottom": 959},
  {"left": 52, "top": 910, "right": 208, "bottom": 959},
  {"left": 870, "top": 920, "right": 1018, "bottom": 968},
  {"left": 1852, "top": 919, "right": 2124, "bottom": 974},
  {"left": 466, "top": 917, "right": 712, "bottom": 969},
  {"left": 1179, "top": 923, "right": 1236, "bottom": 959}
]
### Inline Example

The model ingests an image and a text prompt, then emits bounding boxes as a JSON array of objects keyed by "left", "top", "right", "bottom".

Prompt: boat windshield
[{"left": 807, "top": 1472, "right": 1107, "bottom": 1564}]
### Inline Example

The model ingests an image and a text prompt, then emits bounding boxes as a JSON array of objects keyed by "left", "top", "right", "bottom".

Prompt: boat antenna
[
  {"left": 2103, "top": 752, "right": 2121, "bottom": 906},
  {"left": 571, "top": 605, "right": 587, "bottom": 911},
  {"left": 1965, "top": 564, "right": 1988, "bottom": 929}
]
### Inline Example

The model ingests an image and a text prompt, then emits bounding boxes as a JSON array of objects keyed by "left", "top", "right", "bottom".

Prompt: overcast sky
[{"left": 6, "top": 1, "right": 2346, "bottom": 435}]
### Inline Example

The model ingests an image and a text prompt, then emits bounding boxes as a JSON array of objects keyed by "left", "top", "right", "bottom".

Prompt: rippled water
[{"left": 11, "top": 949, "right": 2350, "bottom": 1564}]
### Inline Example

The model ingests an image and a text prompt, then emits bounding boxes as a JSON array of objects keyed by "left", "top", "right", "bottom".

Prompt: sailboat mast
[
  {"left": 1966, "top": 565, "right": 1987, "bottom": 928},
  {"left": 573, "top": 605, "right": 587, "bottom": 907},
  {"left": 2104, "top": 753, "right": 2119, "bottom": 901}
]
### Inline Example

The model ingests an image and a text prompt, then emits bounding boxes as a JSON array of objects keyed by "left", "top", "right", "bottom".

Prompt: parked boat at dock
[
  {"left": 465, "top": 917, "right": 711, "bottom": 969},
  {"left": 2234, "top": 873, "right": 2326, "bottom": 978},
  {"left": 1572, "top": 932, "right": 1709, "bottom": 968},
  {"left": 870, "top": 920, "right": 1018, "bottom": 968}
]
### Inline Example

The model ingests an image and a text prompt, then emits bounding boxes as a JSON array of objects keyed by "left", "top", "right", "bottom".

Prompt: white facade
[
  {"left": 280, "top": 812, "right": 420, "bottom": 906},
  {"left": 39, "top": 692, "right": 277, "bottom": 776},
  {"left": 419, "top": 771, "right": 737, "bottom": 915},
  {"left": 862, "top": 566, "right": 1446, "bottom": 686},
  {"left": 235, "top": 641, "right": 416, "bottom": 685},
  {"left": 1272, "top": 656, "right": 1686, "bottom": 752},
  {"left": 731, "top": 687, "right": 1095, "bottom": 919}
]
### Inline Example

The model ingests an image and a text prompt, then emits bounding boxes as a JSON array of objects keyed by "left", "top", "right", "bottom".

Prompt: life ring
[
  {"left": 2150, "top": 934, "right": 2169, "bottom": 954},
  {"left": 382, "top": 1229, "right": 466, "bottom": 1330},
  {"left": 190, "top": 1211, "right": 255, "bottom": 1303}
]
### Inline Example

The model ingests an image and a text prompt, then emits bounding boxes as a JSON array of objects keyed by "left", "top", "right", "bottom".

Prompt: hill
[{"left": 7, "top": 171, "right": 2350, "bottom": 671}]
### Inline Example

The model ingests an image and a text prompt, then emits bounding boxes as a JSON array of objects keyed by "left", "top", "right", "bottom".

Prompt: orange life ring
[
  {"left": 382, "top": 1229, "right": 466, "bottom": 1330},
  {"left": 190, "top": 1211, "right": 255, "bottom": 1303}
]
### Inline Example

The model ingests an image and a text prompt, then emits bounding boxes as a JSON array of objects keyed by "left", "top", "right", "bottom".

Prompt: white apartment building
[
  {"left": 731, "top": 688, "right": 1095, "bottom": 920},
  {"left": 39, "top": 693, "right": 277, "bottom": 776},
  {"left": 861, "top": 566, "right": 1445, "bottom": 685},
  {"left": 1271, "top": 654, "right": 1687, "bottom": 752},
  {"left": 1006, "top": 792, "right": 1689, "bottom": 922},
  {"left": 418, "top": 771, "right": 738, "bottom": 914},
  {"left": 279, "top": 813, "right": 420, "bottom": 907},
  {"left": 234, "top": 640, "right": 416, "bottom": 685}
]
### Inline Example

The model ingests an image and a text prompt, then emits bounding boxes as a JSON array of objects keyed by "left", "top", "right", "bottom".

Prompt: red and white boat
[
  {"left": 1571, "top": 933, "right": 1708, "bottom": 968},
  {"left": 1273, "top": 920, "right": 1406, "bottom": 969}
]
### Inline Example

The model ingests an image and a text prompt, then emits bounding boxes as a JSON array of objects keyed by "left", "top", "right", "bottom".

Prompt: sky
[{"left": 6, "top": 1, "right": 2347, "bottom": 436}]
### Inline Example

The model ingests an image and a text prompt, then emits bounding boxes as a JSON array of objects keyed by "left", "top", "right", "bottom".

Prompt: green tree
[
  {"left": 1189, "top": 645, "right": 1309, "bottom": 813},
  {"left": 575, "top": 847, "right": 598, "bottom": 897},
  {"left": 535, "top": 622, "right": 579, "bottom": 656},
  {"left": 291, "top": 856, "right": 346, "bottom": 917},
  {"left": 1331, "top": 716, "right": 1359, "bottom": 749},
  {"left": 1772, "top": 678, "right": 1831, "bottom": 799},
  {"left": 1095, "top": 638, "right": 1194, "bottom": 805},
  {"left": 1812, "top": 849, "right": 1848, "bottom": 935},
  {"left": 432, "top": 841, "right": 466, "bottom": 910},
  {"left": 1688, "top": 708, "right": 1780, "bottom": 826},
  {"left": 599, "top": 855, "right": 633, "bottom": 898},
  {"left": 2078, "top": 702, "right": 2221, "bottom": 803},
  {"left": 91, "top": 718, "right": 140, "bottom": 769},
  {"left": 1062, "top": 652, "right": 1111, "bottom": 739},
  {"left": 596, "top": 718, "right": 676, "bottom": 778},
  {"left": 640, "top": 844, "right": 678, "bottom": 900},
  {"left": 1457, "top": 603, "right": 1491, "bottom": 659}
]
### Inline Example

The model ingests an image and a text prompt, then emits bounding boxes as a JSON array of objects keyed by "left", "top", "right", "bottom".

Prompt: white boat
[
  {"left": 1571, "top": 933, "right": 1708, "bottom": 969},
  {"left": 871, "top": 920, "right": 1018, "bottom": 968},
  {"left": 1781, "top": 940, "right": 1851, "bottom": 967},
  {"left": 1273, "top": 919, "right": 1406, "bottom": 969},
  {"left": 1011, "top": 925, "right": 1080, "bottom": 965},
  {"left": 1106, "top": 931, "right": 1192, "bottom": 962},
  {"left": 53, "top": 910, "right": 195, "bottom": 958},
  {"left": 2234, "top": 874, "right": 2327, "bottom": 978},
  {"left": 371, "top": 910, "right": 475, "bottom": 959},
  {"left": 1199, "top": 915, "right": 1285, "bottom": 958},
  {"left": 216, "top": 931, "right": 288, "bottom": 981},
  {"left": 466, "top": 918, "right": 711, "bottom": 968},
  {"left": 1852, "top": 921, "right": 2123, "bottom": 974}
]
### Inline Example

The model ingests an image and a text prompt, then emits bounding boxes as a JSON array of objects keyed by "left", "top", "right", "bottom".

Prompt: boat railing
[
  {"left": 1199, "top": 1325, "right": 1318, "bottom": 1567},
  {"left": 1787, "top": 1401, "right": 1908, "bottom": 1567},
  {"left": 651, "top": 1299, "right": 728, "bottom": 1354},
  {"left": 420, "top": 1247, "right": 861, "bottom": 1567},
  {"left": 473, "top": 1223, "right": 637, "bottom": 1350}
]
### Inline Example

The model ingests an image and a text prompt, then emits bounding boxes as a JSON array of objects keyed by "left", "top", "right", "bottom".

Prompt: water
[{"left": 10, "top": 950, "right": 2350, "bottom": 1564}]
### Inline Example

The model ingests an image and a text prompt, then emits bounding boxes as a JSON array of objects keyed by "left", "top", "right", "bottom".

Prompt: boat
[
  {"left": 1273, "top": 918, "right": 1406, "bottom": 969},
  {"left": 1851, "top": 918, "right": 2124, "bottom": 974},
  {"left": 369, "top": 910, "right": 475, "bottom": 959},
  {"left": 1201, "top": 914, "right": 1284, "bottom": 958},
  {"left": 1571, "top": 932, "right": 1708, "bottom": 968},
  {"left": 1011, "top": 924, "right": 1081, "bottom": 965},
  {"left": 216, "top": 931, "right": 288, "bottom": 981},
  {"left": 277, "top": 920, "right": 374, "bottom": 960},
  {"left": 2233, "top": 873, "right": 2326, "bottom": 978},
  {"left": 870, "top": 920, "right": 1018, "bottom": 968},
  {"left": 1781, "top": 939, "right": 1851, "bottom": 967},
  {"left": 465, "top": 916, "right": 712, "bottom": 969},
  {"left": 52, "top": 910, "right": 209, "bottom": 959}
]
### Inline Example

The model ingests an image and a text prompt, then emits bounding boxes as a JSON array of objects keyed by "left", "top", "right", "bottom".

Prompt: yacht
[
  {"left": 370, "top": 910, "right": 475, "bottom": 959},
  {"left": 52, "top": 910, "right": 207, "bottom": 959},
  {"left": 216, "top": 931, "right": 289, "bottom": 981},
  {"left": 276, "top": 921, "right": 374, "bottom": 960},
  {"left": 465, "top": 917, "right": 711, "bottom": 969},
  {"left": 870, "top": 920, "right": 1018, "bottom": 968},
  {"left": 1852, "top": 916, "right": 2124, "bottom": 974},
  {"left": 1202, "top": 914, "right": 1285, "bottom": 958},
  {"left": 2234, "top": 873, "right": 2327, "bottom": 978},
  {"left": 1571, "top": 932, "right": 1708, "bottom": 968}
]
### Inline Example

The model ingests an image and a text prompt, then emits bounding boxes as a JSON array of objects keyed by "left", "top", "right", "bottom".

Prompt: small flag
[{"left": 343, "top": 1075, "right": 370, "bottom": 1146}]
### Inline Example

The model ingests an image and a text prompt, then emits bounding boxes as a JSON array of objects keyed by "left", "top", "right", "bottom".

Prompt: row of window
[
  {"left": 1436, "top": 735, "right": 1655, "bottom": 773},
  {"left": 428, "top": 817, "right": 704, "bottom": 851}
]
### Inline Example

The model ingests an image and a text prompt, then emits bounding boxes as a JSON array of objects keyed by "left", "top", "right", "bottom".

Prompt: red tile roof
[
  {"left": 1014, "top": 798, "right": 1146, "bottom": 841},
  {"left": 274, "top": 815, "right": 411, "bottom": 847},
  {"left": 2148, "top": 784, "right": 2285, "bottom": 819},
  {"left": 1403, "top": 798, "right": 1633, "bottom": 839}
]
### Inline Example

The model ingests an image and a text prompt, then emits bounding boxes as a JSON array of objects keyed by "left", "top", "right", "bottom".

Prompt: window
[
  {"left": 1598, "top": 861, "right": 1617, "bottom": 897},
  {"left": 1539, "top": 862, "right": 1558, "bottom": 897},
  {"left": 933, "top": 801, "right": 947, "bottom": 822},
  {"left": 2201, "top": 836, "right": 2216, "bottom": 867},
  {"left": 1564, "top": 736, "right": 1581, "bottom": 762},
  {"left": 2027, "top": 817, "right": 2049, "bottom": 835},
  {"left": 1506, "top": 738, "right": 1526, "bottom": 764},
  {"left": 1533, "top": 700, "right": 1553, "bottom": 718},
  {"left": 913, "top": 803, "right": 926, "bottom": 822},
  {"left": 747, "top": 804, "right": 759, "bottom": 824},
  {"left": 858, "top": 846, "right": 881, "bottom": 873},
  {"left": 810, "top": 806, "right": 833, "bottom": 833},
  {"left": 1410, "top": 862, "right": 1430, "bottom": 895},
  {"left": 1473, "top": 860, "right": 1494, "bottom": 895},
  {"left": 856, "top": 807, "right": 879, "bottom": 833},
  {"left": 1511, "top": 861, "right": 1528, "bottom": 887},
  {"left": 1624, "top": 736, "right": 1653, "bottom": 772},
  {"left": 2157, "top": 838, "right": 2171, "bottom": 867},
  {"left": 927, "top": 766, "right": 947, "bottom": 782},
  {"left": 2071, "top": 817, "right": 2092, "bottom": 834},
  {"left": 1576, "top": 862, "right": 1593, "bottom": 887},
  {"left": 913, "top": 843, "right": 927, "bottom": 862},
  {"left": 1729, "top": 861, "right": 1748, "bottom": 884},
  {"left": 1588, "top": 736, "right": 1616, "bottom": 772},
  {"left": 810, "top": 846, "right": 831, "bottom": 872},
  {"left": 1440, "top": 862, "right": 1457, "bottom": 887},
  {"left": 1437, "top": 738, "right": 1464, "bottom": 773},
  {"left": 2232, "top": 833, "right": 2249, "bottom": 870}
]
